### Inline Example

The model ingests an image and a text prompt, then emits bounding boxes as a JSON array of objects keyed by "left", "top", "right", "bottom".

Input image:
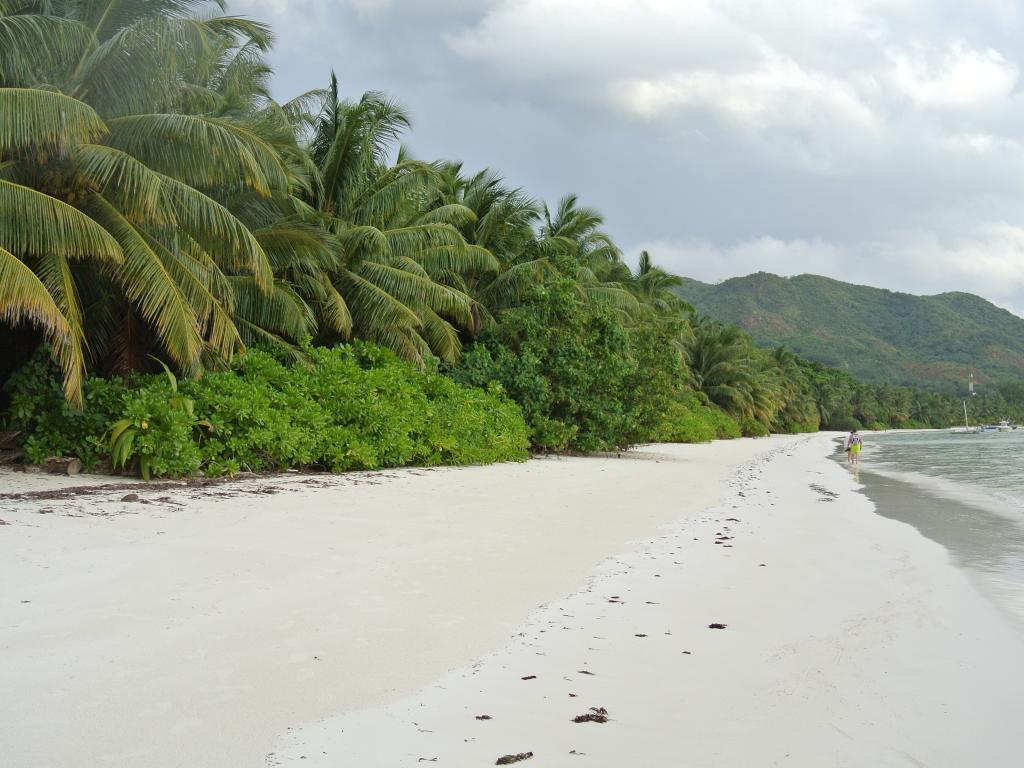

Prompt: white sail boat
[{"left": 950, "top": 374, "right": 980, "bottom": 434}]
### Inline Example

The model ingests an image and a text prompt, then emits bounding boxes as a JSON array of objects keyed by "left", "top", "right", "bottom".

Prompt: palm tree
[
  {"left": 425, "top": 162, "right": 556, "bottom": 328},
  {"left": 684, "top": 316, "right": 760, "bottom": 418},
  {"left": 767, "top": 346, "right": 819, "bottom": 430},
  {"left": 299, "top": 76, "right": 494, "bottom": 363},
  {"left": 539, "top": 194, "right": 638, "bottom": 314},
  {"left": 1, "top": 1, "right": 288, "bottom": 403},
  {"left": 630, "top": 250, "right": 689, "bottom": 313}
]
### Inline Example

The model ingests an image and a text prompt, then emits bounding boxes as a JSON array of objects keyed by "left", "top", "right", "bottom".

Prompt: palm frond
[
  {"left": 580, "top": 282, "right": 641, "bottom": 313},
  {"left": 416, "top": 243, "right": 499, "bottom": 275},
  {"left": 0, "top": 15, "right": 95, "bottom": 86},
  {"left": 0, "top": 246, "right": 71, "bottom": 338},
  {"left": 414, "top": 202, "right": 477, "bottom": 228},
  {"left": 74, "top": 143, "right": 165, "bottom": 220},
  {"left": 335, "top": 268, "right": 421, "bottom": 330},
  {"left": 0, "top": 179, "right": 122, "bottom": 260},
  {"left": 141, "top": 231, "right": 242, "bottom": 360},
  {"left": 0, "top": 246, "right": 81, "bottom": 399},
  {"left": 85, "top": 193, "right": 204, "bottom": 374},
  {"left": 158, "top": 175, "right": 273, "bottom": 289},
  {"left": 33, "top": 250, "right": 87, "bottom": 406},
  {"left": 357, "top": 261, "right": 471, "bottom": 318},
  {"left": 104, "top": 112, "right": 287, "bottom": 194},
  {"left": 230, "top": 276, "right": 315, "bottom": 342},
  {"left": 292, "top": 271, "right": 352, "bottom": 336},
  {"left": 418, "top": 307, "right": 461, "bottom": 361},
  {"left": 0, "top": 88, "right": 106, "bottom": 152},
  {"left": 479, "top": 258, "right": 556, "bottom": 309}
]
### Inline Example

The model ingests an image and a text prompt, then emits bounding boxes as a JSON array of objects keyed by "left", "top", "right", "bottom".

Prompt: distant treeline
[{"left": 790, "top": 359, "right": 1024, "bottom": 431}]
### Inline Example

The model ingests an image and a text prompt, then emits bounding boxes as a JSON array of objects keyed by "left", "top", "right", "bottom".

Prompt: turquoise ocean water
[{"left": 854, "top": 429, "right": 1024, "bottom": 633}]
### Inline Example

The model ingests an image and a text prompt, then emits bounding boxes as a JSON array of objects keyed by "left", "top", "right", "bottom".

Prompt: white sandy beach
[{"left": 2, "top": 434, "right": 1023, "bottom": 767}]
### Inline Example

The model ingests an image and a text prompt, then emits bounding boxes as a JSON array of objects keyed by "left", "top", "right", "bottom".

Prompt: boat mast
[{"left": 964, "top": 373, "right": 975, "bottom": 429}]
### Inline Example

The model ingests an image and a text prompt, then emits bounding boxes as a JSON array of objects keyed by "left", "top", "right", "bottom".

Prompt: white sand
[
  {"left": 2, "top": 435, "right": 1022, "bottom": 767},
  {"left": 1, "top": 438, "right": 779, "bottom": 767},
  {"left": 267, "top": 435, "right": 1024, "bottom": 767}
]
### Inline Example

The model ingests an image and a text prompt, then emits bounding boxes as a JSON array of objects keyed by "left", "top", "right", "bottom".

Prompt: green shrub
[
  {"left": 109, "top": 362, "right": 207, "bottom": 479},
  {"left": 621, "top": 320, "right": 690, "bottom": 444},
  {"left": 655, "top": 400, "right": 717, "bottom": 443},
  {"left": 702, "top": 406, "right": 742, "bottom": 439},
  {"left": 776, "top": 419, "right": 819, "bottom": 434},
  {"left": 653, "top": 396, "right": 742, "bottom": 443},
  {"left": 2, "top": 343, "right": 529, "bottom": 478},
  {"left": 740, "top": 417, "right": 771, "bottom": 437},
  {"left": 451, "top": 280, "right": 640, "bottom": 452},
  {"left": 180, "top": 344, "right": 528, "bottom": 475},
  {"left": 111, "top": 379, "right": 204, "bottom": 478},
  {"left": 3, "top": 350, "right": 126, "bottom": 467}
]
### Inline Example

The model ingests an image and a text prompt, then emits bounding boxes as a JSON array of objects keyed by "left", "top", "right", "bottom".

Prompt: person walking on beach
[{"left": 845, "top": 429, "right": 863, "bottom": 464}]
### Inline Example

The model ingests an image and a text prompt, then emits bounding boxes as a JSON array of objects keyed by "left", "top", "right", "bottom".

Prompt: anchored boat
[{"left": 950, "top": 375, "right": 981, "bottom": 434}]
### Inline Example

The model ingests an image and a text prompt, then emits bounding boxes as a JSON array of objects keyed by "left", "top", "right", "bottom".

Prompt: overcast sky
[{"left": 236, "top": 0, "right": 1024, "bottom": 316}]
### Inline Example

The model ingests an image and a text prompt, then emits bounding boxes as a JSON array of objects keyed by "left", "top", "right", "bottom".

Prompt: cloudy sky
[{"left": 236, "top": 0, "right": 1024, "bottom": 316}]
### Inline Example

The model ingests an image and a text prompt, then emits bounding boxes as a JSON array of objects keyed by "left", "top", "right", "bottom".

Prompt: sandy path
[{"left": 0, "top": 438, "right": 780, "bottom": 768}]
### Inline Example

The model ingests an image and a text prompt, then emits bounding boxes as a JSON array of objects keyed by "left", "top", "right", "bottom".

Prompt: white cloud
[
  {"left": 886, "top": 42, "right": 1018, "bottom": 108},
  {"left": 445, "top": 0, "right": 749, "bottom": 83},
  {"left": 933, "top": 132, "right": 1022, "bottom": 154},
  {"left": 438, "top": 0, "right": 1024, "bottom": 175},
  {"left": 614, "top": 52, "right": 877, "bottom": 132}
]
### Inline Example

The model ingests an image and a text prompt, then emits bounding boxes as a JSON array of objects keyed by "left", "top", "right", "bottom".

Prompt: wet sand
[{"left": 854, "top": 463, "right": 1024, "bottom": 636}]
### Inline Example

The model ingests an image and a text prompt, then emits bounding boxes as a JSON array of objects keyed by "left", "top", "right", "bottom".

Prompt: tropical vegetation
[
  {"left": 2, "top": 1, "right": 1021, "bottom": 478},
  {"left": 6, "top": 344, "right": 528, "bottom": 476}
]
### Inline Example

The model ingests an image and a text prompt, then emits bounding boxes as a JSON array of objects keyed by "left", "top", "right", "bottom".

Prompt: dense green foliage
[
  {"left": 4, "top": 345, "right": 528, "bottom": 477},
  {"left": 450, "top": 279, "right": 685, "bottom": 452},
  {"left": 675, "top": 273, "right": 1024, "bottom": 392},
  {"left": 184, "top": 345, "right": 528, "bottom": 474},
  {"left": 3, "top": 2, "right": 1021, "bottom": 478},
  {"left": 654, "top": 394, "right": 743, "bottom": 443},
  {"left": 5, "top": 352, "right": 126, "bottom": 467}
]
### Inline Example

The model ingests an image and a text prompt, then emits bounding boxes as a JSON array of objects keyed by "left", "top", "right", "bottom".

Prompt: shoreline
[
  {"left": 3, "top": 434, "right": 1022, "bottom": 766},
  {"left": 853, "top": 463, "right": 1024, "bottom": 637}
]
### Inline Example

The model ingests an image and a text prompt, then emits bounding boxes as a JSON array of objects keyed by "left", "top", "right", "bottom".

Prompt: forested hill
[{"left": 674, "top": 273, "right": 1024, "bottom": 393}]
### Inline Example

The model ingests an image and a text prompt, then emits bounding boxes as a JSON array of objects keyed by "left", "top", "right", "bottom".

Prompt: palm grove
[{"left": 0, "top": 1, "right": 979, "bottom": 477}]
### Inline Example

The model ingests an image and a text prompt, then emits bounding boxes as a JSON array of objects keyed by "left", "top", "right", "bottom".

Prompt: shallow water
[
  {"left": 862, "top": 429, "right": 1024, "bottom": 513},
  {"left": 851, "top": 430, "right": 1024, "bottom": 634}
]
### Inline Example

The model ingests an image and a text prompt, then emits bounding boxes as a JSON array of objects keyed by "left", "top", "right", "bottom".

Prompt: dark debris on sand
[
  {"left": 572, "top": 707, "right": 609, "bottom": 724},
  {"left": 496, "top": 751, "right": 534, "bottom": 764}
]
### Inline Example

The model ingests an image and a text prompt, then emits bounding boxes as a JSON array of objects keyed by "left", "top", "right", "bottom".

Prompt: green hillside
[{"left": 674, "top": 273, "right": 1024, "bottom": 393}]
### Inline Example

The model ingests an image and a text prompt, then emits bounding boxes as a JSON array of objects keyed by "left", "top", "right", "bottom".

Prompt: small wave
[{"left": 861, "top": 465, "right": 1024, "bottom": 523}]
